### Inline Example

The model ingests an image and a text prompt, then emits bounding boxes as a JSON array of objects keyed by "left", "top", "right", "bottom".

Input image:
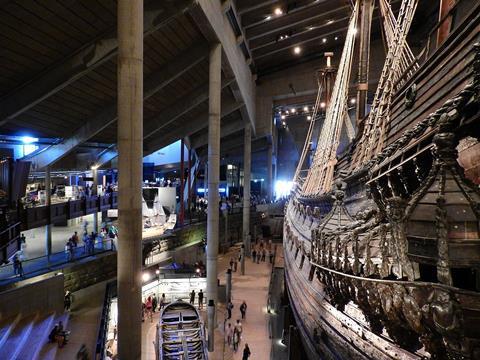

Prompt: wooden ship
[
  {"left": 155, "top": 300, "right": 208, "bottom": 360},
  {"left": 283, "top": 0, "right": 480, "bottom": 359}
]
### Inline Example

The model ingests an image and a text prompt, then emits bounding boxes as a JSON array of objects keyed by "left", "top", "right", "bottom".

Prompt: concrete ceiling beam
[
  {"left": 24, "top": 44, "right": 208, "bottom": 170},
  {"left": 0, "top": 0, "right": 194, "bottom": 127}
]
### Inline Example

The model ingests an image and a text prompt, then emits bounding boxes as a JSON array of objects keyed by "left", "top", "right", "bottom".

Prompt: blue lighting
[
  {"left": 21, "top": 136, "right": 39, "bottom": 144},
  {"left": 197, "top": 187, "right": 226, "bottom": 194}
]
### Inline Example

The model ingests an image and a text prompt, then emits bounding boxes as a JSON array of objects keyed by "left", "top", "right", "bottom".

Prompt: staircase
[{"left": 0, "top": 311, "right": 69, "bottom": 360}]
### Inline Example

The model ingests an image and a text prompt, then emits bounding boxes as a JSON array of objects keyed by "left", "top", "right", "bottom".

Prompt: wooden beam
[
  {"left": 24, "top": 44, "right": 207, "bottom": 170},
  {"left": 0, "top": 0, "right": 194, "bottom": 127}
]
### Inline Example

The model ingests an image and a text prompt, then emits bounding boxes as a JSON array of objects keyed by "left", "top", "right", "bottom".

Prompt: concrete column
[
  {"left": 206, "top": 43, "right": 221, "bottom": 332},
  {"left": 117, "top": 0, "right": 143, "bottom": 358},
  {"left": 180, "top": 138, "right": 185, "bottom": 225},
  {"left": 267, "top": 144, "right": 273, "bottom": 202},
  {"left": 45, "top": 167, "right": 52, "bottom": 260},
  {"left": 242, "top": 124, "right": 252, "bottom": 267},
  {"left": 92, "top": 168, "right": 99, "bottom": 233},
  {"left": 226, "top": 268, "right": 232, "bottom": 302},
  {"left": 188, "top": 147, "right": 192, "bottom": 220}
]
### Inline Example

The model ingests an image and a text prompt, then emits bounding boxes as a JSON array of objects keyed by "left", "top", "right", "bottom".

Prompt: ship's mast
[{"left": 356, "top": 0, "right": 374, "bottom": 129}]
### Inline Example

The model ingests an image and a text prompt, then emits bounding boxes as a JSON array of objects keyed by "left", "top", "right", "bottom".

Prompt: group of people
[
  {"left": 48, "top": 320, "right": 69, "bottom": 347},
  {"left": 142, "top": 294, "right": 164, "bottom": 322},
  {"left": 189, "top": 289, "right": 204, "bottom": 309},
  {"left": 251, "top": 239, "right": 274, "bottom": 264},
  {"left": 225, "top": 302, "right": 251, "bottom": 359}
]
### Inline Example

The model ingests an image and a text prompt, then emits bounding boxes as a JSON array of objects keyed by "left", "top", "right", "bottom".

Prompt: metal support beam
[
  {"left": 206, "top": 43, "right": 221, "bottom": 338},
  {"left": 24, "top": 44, "right": 208, "bottom": 170},
  {"left": 0, "top": 0, "right": 195, "bottom": 127},
  {"left": 117, "top": 0, "right": 143, "bottom": 358}
]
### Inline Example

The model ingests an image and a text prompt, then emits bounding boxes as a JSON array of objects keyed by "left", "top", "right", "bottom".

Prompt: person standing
[
  {"left": 242, "top": 343, "right": 251, "bottom": 360},
  {"left": 72, "top": 231, "right": 79, "bottom": 247},
  {"left": 233, "top": 327, "right": 240, "bottom": 352},
  {"left": 269, "top": 250, "right": 274, "bottom": 264},
  {"left": 198, "top": 289, "right": 204, "bottom": 310},
  {"left": 227, "top": 301, "right": 234, "bottom": 319},
  {"left": 152, "top": 294, "right": 158, "bottom": 313},
  {"left": 240, "top": 301, "right": 247, "bottom": 320},
  {"left": 145, "top": 296, "right": 153, "bottom": 323},
  {"left": 261, "top": 248, "right": 266, "bottom": 262},
  {"left": 160, "top": 293, "right": 166, "bottom": 309},
  {"left": 190, "top": 289, "right": 195, "bottom": 304},
  {"left": 235, "top": 319, "right": 243, "bottom": 339},
  {"left": 252, "top": 247, "right": 257, "bottom": 263},
  {"left": 64, "top": 291, "right": 72, "bottom": 311},
  {"left": 229, "top": 257, "right": 234, "bottom": 271}
]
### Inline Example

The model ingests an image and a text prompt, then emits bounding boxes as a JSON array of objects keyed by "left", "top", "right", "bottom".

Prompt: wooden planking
[{"left": 386, "top": 8, "right": 480, "bottom": 145}]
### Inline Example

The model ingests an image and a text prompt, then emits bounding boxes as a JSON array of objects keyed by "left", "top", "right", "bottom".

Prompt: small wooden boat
[{"left": 155, "top": 300, "right": 208, "bottom": 360}]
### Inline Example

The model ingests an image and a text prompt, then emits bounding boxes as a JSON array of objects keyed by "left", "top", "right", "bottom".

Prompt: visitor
[
  {"left": 232, "top": 327, "right": 240, "bottom": 352},
  {"left": 269, "top": 250, "right": 274, "bottom": 264},
  {"left": 235, "top": 319, "right": 243, "bottom": 339},
  {"left": 64, "top": 291, "right": 72, "bottom": 311},
  {"left": 48, "top": 324, "right": 59, "bottom": 343},
  {"left": 256, "top": 249, "right": 261, "bottom": 264},
  {"left": 76, "top": 344, "right": 89, "bottom": 360},
  {"left": 145, "top": 296, "right": 153, "bottom": 323},
  {"left": 72, "top": 231, "right": 79, "bottom": 247},
  {"left": 190, "top": 289, "right": 195, "bottom": 304},
  {"left": 233, "top": 257, "right": 238, "bottom": 272},
  {"left": 227, "top": 301, "right": 234, "bottom": 319},
  {"left": 160, "top": 293, "right": 166, "bottom": 309},
  {"left": 240, "top": 301, "right": 247, "bottom": 320},
  {"left": 20, "top": 233, "right": 26, "bottom": 244},
  {"left": 229, "top": 257, "right": 234, "bottom": 270},
  {"left": 226, "top": 322, "right": 233, "bottom": 346},
  {"left": 252, "top": 247, "right": 257, "bottom": 263},
  {"left": 89, "top": 232, "right": 96, "bottom": 254},
  {"left": 242, "top": 343, "right": 251, "bottom": 360},
  {"left": 198, "top": 289, "right": 204, "bottom": 310},
  {"left": 13, "top": 254, "right": 23, "bottom": 277},
  {"left": 152, "top": 294, "right": 158, "bottom": 313},
  {"left": 261, "top": 248, "right": 266, "bottom": 262}
]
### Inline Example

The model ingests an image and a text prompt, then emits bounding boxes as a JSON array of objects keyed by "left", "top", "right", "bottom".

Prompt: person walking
[
  {"left": 64, "top": 291, "right": 72, "bottom": 311},
  {"left": 72, "top": 231, "right": 79, "bottom": 247},
  {"left": 261, "top": 248, "right": 266, "bottom": 262},
  {"left": 240, "top": 301, "right": 247, "bottom": 320},
  {"left": 233, "top": 327, "right": 240, "bottom": 352},
  {"left": 160, "top": 293, "right": 166, "bottom": 309},
  {"left": 242, "top": 343, "right": 251, "bottom": 360},
  {"left": 227, "top": 301, "right": 234, "bottom": 319},
  {"left": 145, "top": 296, "right": 153, "bottom": 323},
  {"left": 229, "top": 257, "right": 234, "bottom": 271},
  {"left": 152, "top": 294, "right": 158, "bottom": 313},
  {"left": 190, "top": 289, "right": 195, "bottom": 304},
  {"left": 235, "top": 319, "right": 243, "bottom": 339},
  {"left": 269, "top": 250, "right": 274, "bottom": 264},
  {"left": 198, "top": 289, "right": 204, "bottom": 310},
  {"left": 252, "top": 247, "right": 257, "bottom": 263},
  {"left": 226, "top": 322, "right": 233, "bottom": 346}
]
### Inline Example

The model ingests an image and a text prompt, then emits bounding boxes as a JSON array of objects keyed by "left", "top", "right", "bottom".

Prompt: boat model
[
  {"left": 283, "top": 0, "right": 480, "bottom": 358},
  {"left": 155, "top": 300, "right": 208, "bottom": 360}
]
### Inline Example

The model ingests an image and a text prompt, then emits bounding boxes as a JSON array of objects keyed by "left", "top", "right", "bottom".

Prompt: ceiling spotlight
[
  {"left": 266, "top": 15, "right": 272, "bottom": 20},
  {"left": 286, "top": 110, "right": 289, "bottom": 114},
  {"left": 293, "top": 46, "right": 301, "bottom": 54},
  {"left": 281, "top": 115, "right": 286, "bottom": 120},
  {"left": 307, "top": 115, "right": 312, "bottom": 120},
  {"left": 303, "top": 106, "right": 309, "bottom": 112},
  {"left": 274, "top": 7, "right": 283, "bottom": 15},
  {"left": 282, "top": 121, "right": 286, "bottom": 126},
  {"left": 327, "top": 19, "right": 335, "bottom": 25},
  {"left": 142, "top": 273, "right": 151, "bottom": 282},
  {"left": 350, "top": 98, "right": 357, "bottom": 104},
  {"left": 291, "top": 108, "right": 296, "bottom": 113},
  {"left": 335, "top": 36, "right": 339, "bottom": 40},
  {"left": 308, "top": 26, "right": 314, "bottom": 31},
  {"left": 322, "top": 38, "right": 327, "bottom": 43},
  {"left": 320, "top": 102, "right": 326, "bottom": 108}
]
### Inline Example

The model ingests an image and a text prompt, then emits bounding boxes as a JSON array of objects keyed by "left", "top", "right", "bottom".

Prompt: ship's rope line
[
  {"left": 293, "top": 74, "right": 324, "bottom": 183},
  {"left": 379, "top": 0, "right": 419, "bottom": 90},
  {"left": 301, "top": 1, "right": 359, "bottom": 196},
  {"left": 351, "top": 0, "right": 418, "bottom": 170}
]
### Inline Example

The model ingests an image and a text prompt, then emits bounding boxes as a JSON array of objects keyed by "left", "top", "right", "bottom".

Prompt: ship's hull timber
[{"left": 283, "top": 2, "right": 480, "bottom": 359}]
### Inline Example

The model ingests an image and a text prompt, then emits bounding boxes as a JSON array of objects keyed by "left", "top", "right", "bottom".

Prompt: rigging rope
[
  {"left": 301, "top": 1, "right": 359, "bottom": 196},
  {"left": 351, "top": 0, "right": 418, "bottom": 170}
]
